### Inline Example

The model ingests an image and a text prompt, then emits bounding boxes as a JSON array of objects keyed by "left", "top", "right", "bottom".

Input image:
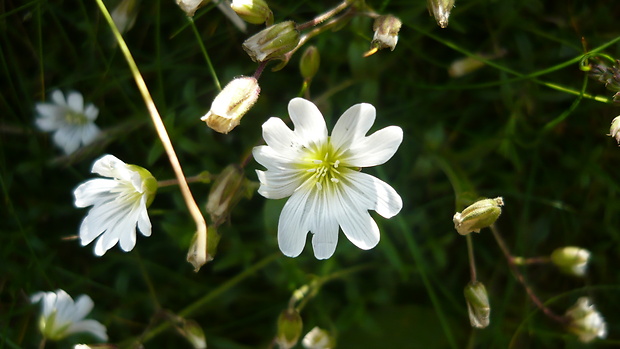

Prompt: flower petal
[
  {"left": 74, "top": 179, "right": 118, "bottom": 208},
  {"left": 256, "top": 169, "right": 305, "bottom": 199},
  {"left": 53, "top": 126, "right": 82, "bottom": 155},
  {"left": 83, "top": 103, "right": 99, "bottom": 121},
  {"left": 309, "top": 188, "right": 340, "bottom": 259},
  {"left": 67, "top": 319, "right": 108, "bottom": 341},
  {"left": 333, "top": 185, "right": 380, "bottom": 250},
  {"left": 70, "top": 295, "right": 94, "bottom": 322},
  {"left": 253, "top": 145, "right": 303, "bottom": 170},
  {"left": 277, "top": 183, "right": 314, "bottom": 257},
  {"left": 261, "top": 117, "right": 305, "bottom": 157},
  {"left": 331, "top": 103, "right": 376, "bottom": 153},
  {"left": 91, "top": 154, "right": 128, "bottom": 179},
  {"left": 342, "top": 171, "right": 403, "bottom": 218},
  {"left": 50, "top": 90, "right": 67, "bottom": 106},
  {"left": 344, "top": 126, "right": 403, "bottom": 167},
  {"left": 288, "top": 98, "right": 327, "bottom": 150},
  {"left": 67, "top": 91, "right": 85, "bottom": 112}
]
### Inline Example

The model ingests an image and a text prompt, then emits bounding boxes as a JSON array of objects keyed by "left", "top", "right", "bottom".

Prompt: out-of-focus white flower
[
  {"left": 35, "top": 90, "right": 101, "bottom": 155},
  {"left": 302, "top": 326, "right": 334, "bottom": 349},
  {"left": 551, "top": 246, "right": 590, "bottom": 277},
  {"left": 253, "top": 98, "right": 403, "bottom": 259},
  {"left": 30, "top": 289, "right": 108, "bottom": 342},
  {"left": 609, "top": 116, "right": 620, "bottom": 144},
  {"left": 565, "top": 297, "right": 607, "bottom": 343},
  {"left": 74, "top": 154, "right": 157, "bottom": 256},
  {"left": 111, "top": 0, "right": 139, "bottom": 34}
]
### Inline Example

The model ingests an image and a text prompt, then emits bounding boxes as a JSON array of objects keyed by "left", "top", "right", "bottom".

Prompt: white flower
[
  {"left": 35, "top": 90, "right": 101, "bottom": 155},
  {"left": 30, "top": 289, "right": 108, "bottom": 342},
  {"left": 565, "top": 297, "right": 607, "bottom": 343},
  {"left": 74, "top": 154, "right": 157, "bottom": 256},
  {"left": 253, "top": 98, "right": 403, "bottom": 259}
]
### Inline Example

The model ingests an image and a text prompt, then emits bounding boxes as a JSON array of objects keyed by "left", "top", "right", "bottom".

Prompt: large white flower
[
  {"left": 253, "top": 98, "right": 403, "bottom": 259},
  {"left": 30, "top": 289, "right": 108, "bottom": 342},
  {"left": 35, "top": 90, "right": 101, "bottom": 155},
  {"left": 74, "top": 154, "right": 157, "bottom": 256}
]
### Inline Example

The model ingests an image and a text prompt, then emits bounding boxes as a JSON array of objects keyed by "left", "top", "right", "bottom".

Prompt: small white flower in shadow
[
  {"left": 35, "top": 90, "right": 101, "bottom": 155},
  {"left": 74, "top": 154, "right": 157, "bottom": 256},
  {"left": 30, "top": 289, "right": 108, "bottom": 342},
  {"left": 253, "top": 98, "right": 403, "bottom": 259}
]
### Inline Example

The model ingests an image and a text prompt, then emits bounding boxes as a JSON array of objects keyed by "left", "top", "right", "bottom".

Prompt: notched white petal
[
  {"left": 288, "top": 98, "right": 327, "bottom": 147},
  {"left": 345, "top": 126, "right": 403, "bottom": 167},
  {"left": 331, "top": 103, "right": 376, "bottom": 152}
]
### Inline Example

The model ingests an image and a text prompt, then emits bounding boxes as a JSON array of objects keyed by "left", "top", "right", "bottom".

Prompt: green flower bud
[
  {"left": 464, "top": 281, "right": 490, "bottom": 329},
  {"left": 370, "top": 15, "right": 402, "bottom": 52},
  {"left": 551, "top": 246, "right": 590, "bottom": 277},
  {"left": 206, "top": 165, "right": 247, "bottom": 225},
  {"left": 276, "top": 308, "right": 303, "bottom": 349},
  {"left": 242, "top": 21, "right": 300, "bottom": 63},
  {"left": 565, "top": 297, "right": 607, "bottom": 343},
  {"left": 127, "top": 164, "right": 158, "bottom": 207},
  {"left": 299, "top": 46, "right": 320, "bottom": 80},
  {"left": 453, "top": 197, "right": 504, "bottom": 235},
  {"left": 231, "top": 0, "right": 273, "bottom": 26},
  {"left": 427, "top": 0, "right": 455, "bottom": 28},
  {"left": 301, "top": 326, "right": 335, "bottom": 349},
  {"left": 201, "top": 76, "right": 260, "bottom": 134},
  {"left": 187, "top": 225, "right": 221, "bottom": 266}
]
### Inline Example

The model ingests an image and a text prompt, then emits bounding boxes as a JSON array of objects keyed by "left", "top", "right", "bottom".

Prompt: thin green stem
[
  {"left": 296, "top": 0, "right": 352, "bottom": 31},
  {"left": 466, "top": 235, "right": 477, "bottom": 283},
  {"left": 189, "top": 18, "right": 221, "bottom": 91}
]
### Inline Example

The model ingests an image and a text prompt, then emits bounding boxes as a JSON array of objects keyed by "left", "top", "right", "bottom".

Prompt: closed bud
[
  {"left": 126, "top": 164, "right": 158, "bottom": 207},
  {"left": 551, "top": 246, "right": 590, "bottom": 277},
  {"left": 370, "top": 15, "right": 402, "bottom": 52},
  {"left": 300, "top": 46, "right": 320, "bottom": 80},
  {"left": 609, "top": 116, "right": 620, "bottom": 144},
  {"left": 276, "top": 308, "right": 303, "bottom": 349},
  {"left": 302, "top": 326, "right": 335, "bottom": 349},
  {"left": 427, "top": 0, "right": 455, "bottom": 28},
  {"left": 448, "top": 56, "right": 485, "bottom": 78},
  {"left": 111, "top": 0, "right": 139, "bottom": 34},
  {"left": 187, "top": 225, "right": 221, "bottom": 267},
  {"left": 464, "top": 281, "right": 490, "bottom": 329},
  {"left": 231, "top": 0, "right": 273, "bottom": 26},
  {"left": 176, "top": 0, "right": 207, "bottom": 17},
  {"left": 565, "top": 297, "right": 607, "bottom": 343},
  {"left": 242, "top": 21, "right": 300, "bottom": 62},
  {"left": 453, "top": 197, "right": 504, "bottom": 235},
  {"left": 201, "top": 76, "right": 260, "bottom": 134},
  {"left": 206, "top": 165, "right": 247, "bottom": 225}
]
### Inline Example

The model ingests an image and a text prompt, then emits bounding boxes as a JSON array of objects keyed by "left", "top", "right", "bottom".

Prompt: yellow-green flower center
[
  {"left": 301, "top": 143, "right": 345, "bottom": 191},
  {"left": 65, "top": 111, "right": 89, "bottom": 125}
]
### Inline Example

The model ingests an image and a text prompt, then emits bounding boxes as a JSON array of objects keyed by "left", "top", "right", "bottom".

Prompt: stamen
[
  {"left": 334, "top": 160, "right": 340, "bottom": 168},
  {"left": 331, "top": 178, "right": 339, "bottom": 183},
  {"left": 316, "top": 182, "right": 323, "bottom": 190},
  {"left": 312, "top": 159, "right": 323, "bottom": 164}
]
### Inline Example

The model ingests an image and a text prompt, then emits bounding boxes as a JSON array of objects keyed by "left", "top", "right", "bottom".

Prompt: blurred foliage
[{"left": 2, "top": 0, "right": 620, "bottom": 348}]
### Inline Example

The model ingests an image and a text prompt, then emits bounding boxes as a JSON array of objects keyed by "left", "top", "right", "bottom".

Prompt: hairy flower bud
[
  {"left": 231, "top": 0, "right": 273, "bottom": 26},
  {"left": 565, "top": 297, "right": 607, "bottom": 343},
  {"left": 453, "top": 197, "right": 504, "bottom": 235},
  {"left": 551, "top": 246, "right": 590, "bottom": 277},
  {"left": 427, "top": 0, "right": 455, "bottom": 28},
  {"left": 276, "top": 308, "right": 303, "bottom": 349},
  {"left": 201, "top": 76, "right": 260, "bottom": 134},
  {"left": 299, "top": 46, "right": 320, "bottom": 81},
  {"left": 464, "top": 281, "right": 490, "bottom": 328},
  {"left": 370, "top": 15, "right": 402, "bottom": 52},
  {"left": 242, "top": 21, "right": 300, "bottom": 62}
]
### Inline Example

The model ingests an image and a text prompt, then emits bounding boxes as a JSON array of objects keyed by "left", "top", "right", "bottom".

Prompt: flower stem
[
  {"left": 489, "top": 224, "right": 568, "bottom": 324},
  {"left": 466, "top": 234, "right": 477, "bottom": 283},
  {"left": 95, "top": 0, "right": 208, "bottom": 271},
  {"left": 38, "top": 337, "right": 46, "bottom": 349},
  {"left": 296, "top": 0, "right": 352, "bottom": 31}
]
